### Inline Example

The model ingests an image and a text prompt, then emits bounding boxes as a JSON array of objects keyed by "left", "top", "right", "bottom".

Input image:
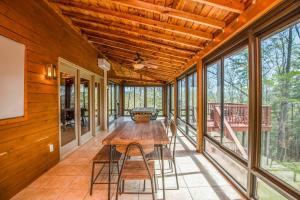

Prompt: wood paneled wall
[{"left": 0, "top": 0, "right": 103, "bottom": 199}]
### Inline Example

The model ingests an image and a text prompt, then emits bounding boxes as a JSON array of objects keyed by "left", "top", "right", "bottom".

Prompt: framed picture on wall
[{"left": 0, "top": 35, "right": 26, "bottom": 123}]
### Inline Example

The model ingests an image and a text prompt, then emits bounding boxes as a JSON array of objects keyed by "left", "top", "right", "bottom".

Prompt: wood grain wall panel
[{"left": 0, "top": 0, "right": 102, "bottom": 199}]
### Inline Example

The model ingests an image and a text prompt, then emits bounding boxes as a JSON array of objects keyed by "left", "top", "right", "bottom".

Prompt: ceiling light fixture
[{"left": 133, "top": 63, "right": 144, "bottom": 70}]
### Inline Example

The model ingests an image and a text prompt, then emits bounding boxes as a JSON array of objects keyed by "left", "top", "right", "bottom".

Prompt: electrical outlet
[{"left": 49, "top": 144, "right": 54, "bottom": 152}]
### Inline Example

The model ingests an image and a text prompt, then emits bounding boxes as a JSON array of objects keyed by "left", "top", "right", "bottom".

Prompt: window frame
[
  {"left": 202, "top": 2, "right": 300, "bottom": 199},
  {"left": 123, "top": 85, "right": 164, "bottom": 116},
  {"left": 176, "top": 66, "right": 198, "bottom": 144}
]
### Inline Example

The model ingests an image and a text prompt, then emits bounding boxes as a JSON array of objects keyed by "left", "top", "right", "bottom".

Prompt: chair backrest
[
  {"left": 134, "top": 114, "right": 151, "bottom": 123},
  {"left": 116, "top": 143, "right": 154, "bottom": 157},
  {"left": 163, "top": 117, "right": 170, "bottom": 128},
  {"left": 170, "top": 120, "right": 177, "bottom": 137}
]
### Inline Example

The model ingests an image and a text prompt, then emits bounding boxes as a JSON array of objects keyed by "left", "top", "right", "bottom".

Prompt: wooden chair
[
  {"left": 146, "top": 120, "right": 179, "bottom": 190},
  {"left": 134, "top": 114, "right": 151, "bottom": 122},
  {"left": 162, "top": 117, "right": 170, "bottom": 135},
  {"left": 90, "top": 145, "right": 122, "bottom": 195},
  {"left": 116, "top": 142, "right": 156, "bottom": 200}
]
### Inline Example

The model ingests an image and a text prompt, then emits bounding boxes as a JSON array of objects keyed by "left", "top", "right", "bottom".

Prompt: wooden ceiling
[{"left": 47, "top": 0, "right": 253, "bottom": 83}]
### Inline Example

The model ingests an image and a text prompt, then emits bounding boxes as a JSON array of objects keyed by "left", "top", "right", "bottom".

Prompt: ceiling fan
[
  {"left": 133, "top": 53, "right": 144, "bottom": 70},
  {"left": 132, "top": 53, "right": 158, "bottom": 70}
]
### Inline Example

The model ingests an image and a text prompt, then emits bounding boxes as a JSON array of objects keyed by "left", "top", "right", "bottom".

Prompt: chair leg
[
  {"left": 173, "top": 158, "right": 179, "bottom": 190},
  {"left": 150, "top": 177, "right": 156, "bottom": 200},
  {"left": 116, "top": 155, "right": 128, "bottom": 200},
  {"left": 122, "top": 180, "right": 125, "bottom": 193},
  {"left": 143, "top": 180, "right": 146, "bottom": 191},
  {"left": 90, "top": 162, "right": 95, "bottom": 195},
  {"left": 168, "top": 160, "right": 173, "bottom": 172},
  {"left": 153, "top": 170, "right": 157, "bottom": 193}
]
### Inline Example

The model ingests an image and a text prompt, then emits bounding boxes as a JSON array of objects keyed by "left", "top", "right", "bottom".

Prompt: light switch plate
[{"left": 49, "top": 144, "right": 54, "bottom": 152}]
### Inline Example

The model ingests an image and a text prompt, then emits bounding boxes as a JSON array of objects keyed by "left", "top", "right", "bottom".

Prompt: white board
[{"left": 0, "top": 35, "right": 25, "bottom": 120}]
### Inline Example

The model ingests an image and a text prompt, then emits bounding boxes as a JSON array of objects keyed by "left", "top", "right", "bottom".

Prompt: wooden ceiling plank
[
  {"left": 94, "top": 44, "right": 186, "bottom": 65},
  {"left": 50, "top": 0, "right": 214, "bottom": 40},
  {"left": 89, "top": 37, "right": 188, "bottom": 62},
  {"left": 190, "top": 0, "right": 245, "bottom": 13},
  {"left": 102, "top": 50, "right": 183, "bottom": 69},
  {"left": 106, "top": 55, "right": 181, "bottom": 70},
  {"left": 177, "top": 0, "right": 284, "bottom": 77},
  {"left": 93, "top": 42, "right": 186, "bottom": 63},
  {"left": 87, "top": 35, "right": 189, "bottom": 60},
  {"left": 80, "top": 28, "right": 195, "bottom": 56},
  {"left": 71, "top": 18, "right": 203, "bottom": 49},
  {"left": 110, "top": 59, "right": 166, "bottom": 81},
  {"left": 104, "top": 0, "right": 225, "bottom": 29},
  {"left": 109, "top": 76, "right": 163, "bottom": 83}
]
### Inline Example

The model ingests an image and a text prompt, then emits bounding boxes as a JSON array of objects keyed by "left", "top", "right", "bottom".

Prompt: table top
[
  {"left": 102, "top": 120, "right": 169, "bottom": 145},
  {"left": 130, "top": 107, "right": 157, "bottom": 113}
]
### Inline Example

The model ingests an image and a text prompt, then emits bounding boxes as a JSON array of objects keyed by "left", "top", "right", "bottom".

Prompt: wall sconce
[{"left": 45, "top": 64, "right": 57, "bottom": 80}]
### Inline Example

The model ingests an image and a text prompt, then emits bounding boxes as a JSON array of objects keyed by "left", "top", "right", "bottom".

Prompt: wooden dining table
[{"left": 102, "top": 120, "right": 170, "bottom": 200}]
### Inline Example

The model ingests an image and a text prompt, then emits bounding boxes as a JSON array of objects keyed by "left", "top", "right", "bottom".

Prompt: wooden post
[
  {"left": 174, "top": 79, "right": 178, "bottom": 122},
  {"left": 197, "top": 60, "right": 204, "bottom": 153},
  {"left": 162, "top": 84, "right": 167, "bottom": 116},
  {"left": 119, "top": 84, "right": 124, "bottom": 116}
]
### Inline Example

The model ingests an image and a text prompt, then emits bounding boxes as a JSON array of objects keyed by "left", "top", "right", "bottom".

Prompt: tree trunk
[{"left": 277, "top": 27, "right": 293, "bottom": 161}]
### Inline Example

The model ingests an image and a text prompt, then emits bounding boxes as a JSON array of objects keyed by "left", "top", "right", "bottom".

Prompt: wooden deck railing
[{"left": 207, "top": 103, "right": 272, "bottom": 130}]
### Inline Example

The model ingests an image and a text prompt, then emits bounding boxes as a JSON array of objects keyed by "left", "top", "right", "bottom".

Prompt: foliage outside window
[
  {"left": 260, "top": 21, "right": 300, "bottom": 192},
  {"left": 205, "top": 46, "right": 249, "bottom": 160},
  {"left": 123, "top": 86, "right": 163, "bottom": 115}
]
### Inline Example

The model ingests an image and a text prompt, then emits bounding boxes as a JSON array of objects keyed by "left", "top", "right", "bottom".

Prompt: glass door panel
[
  {"left": 60, "top": 72, "right": 76, "bottom": 147},
  {"left": 80, "top": 78, "right": 90, "bottom": 135},
  {"left": 95, "top": 82, "right": 100, "bottom": 128}
]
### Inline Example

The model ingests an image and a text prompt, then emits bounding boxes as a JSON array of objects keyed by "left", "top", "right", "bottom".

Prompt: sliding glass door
[
  {"left": 79, "top": 72, "right": 92, "bottom": 144},
  {"left": 94, "top": 80, "right": 101, "bottom": 132},
  {"left": 59, "top": 67, "right": 78, "bottom": 157},
  {"left": 59, "top": 59, "right": 100, "bottom": 158}
]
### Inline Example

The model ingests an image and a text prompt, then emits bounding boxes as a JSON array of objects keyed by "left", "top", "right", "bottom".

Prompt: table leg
[
  {"left": 160, "top": 145, "right": 165, "bottom": 200},
  {"left": 108, "top": 145, "right": 112, "bottom": 200}
]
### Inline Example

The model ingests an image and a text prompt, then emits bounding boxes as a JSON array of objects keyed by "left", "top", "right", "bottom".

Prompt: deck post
[{"left": 196, "top": 60, "right": 204, "bottom": 153}]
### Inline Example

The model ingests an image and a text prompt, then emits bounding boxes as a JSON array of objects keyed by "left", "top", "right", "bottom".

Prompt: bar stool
[{"left": 90, "top": 145, "right": 122, "bottom": 195}]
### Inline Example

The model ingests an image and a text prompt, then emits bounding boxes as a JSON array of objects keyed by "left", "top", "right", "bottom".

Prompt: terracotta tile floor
[{"left": 11, "top": 118, "right": 245, "bottom": 200}]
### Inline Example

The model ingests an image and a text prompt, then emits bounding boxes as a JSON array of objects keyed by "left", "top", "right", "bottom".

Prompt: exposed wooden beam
[
  {"left": 81, "top": 28, "right": 195, "bottom": 56},
  {"left": 104, "top": 0, "right": 225, "bottom": 29},
  {"left": 191, "top": 0, "right": 245, "bottom": 13},
  {"left": 178, "top": 0, "right": 284, "bottom": 77},
  {"left": 121, "top": 62, "right": 178, "bottom": 74},
  {"left": 50, "top": 0, "right": 214, "bottom": 40},
  {"left": 71, "top": 18, "right": 203, "bottom": 49},
  {"left": 94, "top": 43, "right": 186, "bottom": 65},
  {"left": 100, "top": 49, "right": 183, "bottom": 67},
  {"left": 110, "top": 59, "right": 165, "bottom": 81},
  {"left": 109, "top": 75, "right": 163, "bottom": 83},
  {"left": 88, "top": 36, "right": 188, "bottom": 60},
  {"left": 106, "top": 55, "right": 181, "bottom": 71},
  {"left": 95, "top": 45, "right": 185, "bottom": 66},
  {"left": 103, "top": 51, "right": 182, "bottom": 69},
  {"left": 89, "top": 37, "right": 188, "bottom": 62}
]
